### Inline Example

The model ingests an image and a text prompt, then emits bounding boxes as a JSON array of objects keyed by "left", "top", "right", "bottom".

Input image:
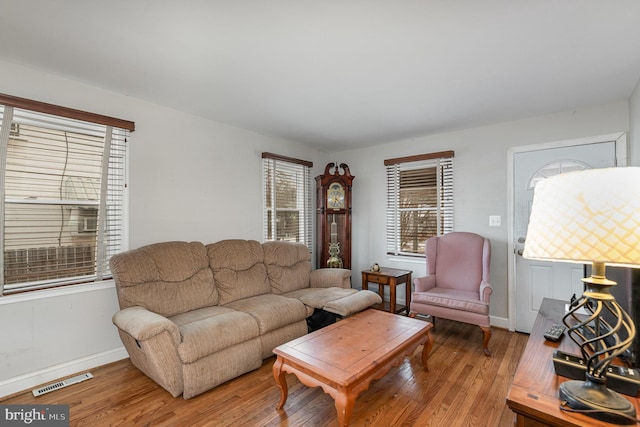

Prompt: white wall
[
  {"left": 0, "top": 57, "right": 636, "bottom": 397},
  {"left": 0, "top": 59, "right": 330, "bottom": 396},
  {"left": 630, "top": 77, "right": 640, "bottom": 166},
  {"left": 127, "top": 98, "right": 331, "bottom": 247},
  {"left": 340, "top": 102, "right": 630, "bottom": 326}
]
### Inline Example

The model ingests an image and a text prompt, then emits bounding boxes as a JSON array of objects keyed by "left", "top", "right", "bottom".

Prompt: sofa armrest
[
  {"left": 480, "top": 280, "right": 493, "bottom": 303},
  {"left": 112, "top": 306, "right": 180, "bottom": 346},
  {"left": 310, "top": 268, "right": 351, "bottom": 289},
  {"left": 414, "top": 275, "right": 436, "bottom": 292}
]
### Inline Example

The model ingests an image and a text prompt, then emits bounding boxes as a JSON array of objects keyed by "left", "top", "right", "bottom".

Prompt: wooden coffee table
[{"left": 272, "top": 308, "right": 433, "bottom": 426}]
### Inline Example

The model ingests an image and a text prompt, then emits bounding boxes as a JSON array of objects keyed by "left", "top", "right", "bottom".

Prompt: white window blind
[
  {"left": 385, "top": 151, "right": 454, "bottom": 257},
  {"left": 0, "top": 98, "right": 132, "bottom": 295},
  {"left": 262, "top": 152, "right": 313, "bottom": 250}
]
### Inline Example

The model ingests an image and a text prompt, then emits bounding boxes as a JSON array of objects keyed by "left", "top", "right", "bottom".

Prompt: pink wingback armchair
[{"left": 409, "top": 232, "right": 493, "bottom": 356}]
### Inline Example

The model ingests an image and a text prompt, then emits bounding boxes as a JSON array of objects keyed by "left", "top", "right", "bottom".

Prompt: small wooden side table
[{"left": 361, "top": 268, "right": 412, "bottom": 315}]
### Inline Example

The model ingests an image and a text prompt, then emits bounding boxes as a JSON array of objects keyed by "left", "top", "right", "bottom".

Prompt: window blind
[
  {"left": 262, "top": 153, "right": 313, "bottom": 250},
  {"left": 385, "top": 152, "right": 454, "bottom": 257},
  {"left": 0, "top": 105, "right": 130, "bottom": 295}
]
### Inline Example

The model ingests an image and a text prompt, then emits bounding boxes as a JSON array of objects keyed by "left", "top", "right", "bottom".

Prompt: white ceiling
[{"left": 1, "top": 1, "right": 640, "bottom": 151}]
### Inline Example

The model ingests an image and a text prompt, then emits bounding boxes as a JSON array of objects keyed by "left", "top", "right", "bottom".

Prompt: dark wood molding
[
  {"left": 261, "top": 152, "right": 313, "bottom": 168},
  {"left": 0, "top": 93, "right": 135, "bottom": 132},
  {"left": 384, "top": 150, "right": 454, "bottom": 166}
]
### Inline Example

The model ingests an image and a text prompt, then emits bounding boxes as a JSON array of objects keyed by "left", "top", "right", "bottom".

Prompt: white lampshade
[{"left": 523, "top": 167, "right": 640, "bottom": 268}]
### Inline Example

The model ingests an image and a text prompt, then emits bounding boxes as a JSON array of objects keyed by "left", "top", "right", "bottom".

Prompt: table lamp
[{"left": 523, "top": 166, "right": 640, "bottom": 424}]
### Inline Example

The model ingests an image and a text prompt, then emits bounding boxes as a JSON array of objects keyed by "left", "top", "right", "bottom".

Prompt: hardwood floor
[{"left": 1, "top": 317, "right": 529, "bottom": 426}]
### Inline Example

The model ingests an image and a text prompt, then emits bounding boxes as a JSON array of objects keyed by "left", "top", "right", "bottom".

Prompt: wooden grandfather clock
[{"left": 316, "top": 162, "right": 354, "bottom": 269}]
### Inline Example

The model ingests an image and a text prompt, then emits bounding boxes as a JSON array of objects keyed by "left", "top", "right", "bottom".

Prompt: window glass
[
  {"left": 527, "top": 160, "right": 588, "bottom": 189},
  {"left": 262, "top": 154, "right": 312, "bottom": 249},
  {"left": 0, "top": 104, "right": 130, "bottom": 295},
  {"left": 386, "top": 152, "right": 454, "bottom": 257}
]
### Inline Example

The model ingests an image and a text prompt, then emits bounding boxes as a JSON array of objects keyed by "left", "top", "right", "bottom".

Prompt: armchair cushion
[
  {"left": 412, "top": 288, "right": 488, "bottom": 315},
  {"left": 429, "top": 232, "right": 488, "bottom": 292}
]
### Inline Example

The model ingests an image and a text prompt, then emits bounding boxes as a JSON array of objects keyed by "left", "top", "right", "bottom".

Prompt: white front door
[{"left": 511, "top": 134, "right": 625, "bottom": 333}]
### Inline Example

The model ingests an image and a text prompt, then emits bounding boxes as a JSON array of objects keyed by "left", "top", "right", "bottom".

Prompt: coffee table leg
[
  {"left": 421, "top": 328, "right": 434, "bottom": 371},
  {"left": 335, "top": 391, "right": 356, "bottom": 427},
  {"left": 272, "top": 356, "right": 288, "bottom": 409}
]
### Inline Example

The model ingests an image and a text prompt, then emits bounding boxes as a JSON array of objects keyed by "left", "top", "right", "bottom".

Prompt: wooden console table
[
  {"left": 361, "top": 268, "right": 412, "bottom": 314},
  {"left": 507, "top": 298, "right": 640, "bottom": 426}
]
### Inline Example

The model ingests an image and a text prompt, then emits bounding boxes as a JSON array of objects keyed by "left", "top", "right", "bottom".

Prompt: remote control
[{"left": 544, "top": 324, "right": 566, "bottom": 341}]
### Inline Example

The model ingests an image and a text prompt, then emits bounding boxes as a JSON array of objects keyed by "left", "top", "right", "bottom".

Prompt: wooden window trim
[
  {"left": 0, "top": 93, "right": 135, "bottom": 132},
  {"left": 384, "top": 150, "right": 454, "bottom": 166},
  {"left": 262, "top": 152, "right": 313, "bottom": 168}
]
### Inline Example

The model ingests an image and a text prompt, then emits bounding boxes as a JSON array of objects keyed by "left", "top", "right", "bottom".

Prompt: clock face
[{"left": 327, "top": 182, "right": 345, "bottom": 209}]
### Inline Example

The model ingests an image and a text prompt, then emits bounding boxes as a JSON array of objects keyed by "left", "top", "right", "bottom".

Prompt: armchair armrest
[
  {"left": 414, "top": 275, "right": 436, "bottom": 292},
  {"left": 310, "top": 268, "right": 351, "bottom": 289},
  {"left": 480, "top": 280, "right": 493, "bottom": 303},
  {"left": 112, "top": 306, "right": 181, "bottom": 346}
]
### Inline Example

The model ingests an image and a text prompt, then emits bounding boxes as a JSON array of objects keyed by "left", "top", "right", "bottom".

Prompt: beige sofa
[{"left": 110, "top": 239, "right": 382, "bottom": 399}]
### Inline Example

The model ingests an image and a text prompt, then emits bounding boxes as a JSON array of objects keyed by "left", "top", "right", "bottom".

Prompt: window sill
[
  {"left": 0, "top": 280, "right": 116, "bottom": 305},
  {"left": 385, "top": 254, "right": 425, "bottom": 265}
]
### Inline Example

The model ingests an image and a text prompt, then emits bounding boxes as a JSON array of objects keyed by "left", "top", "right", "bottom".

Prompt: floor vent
[{"left": 32, "top": 372, "right": 93, "bottom": 397}]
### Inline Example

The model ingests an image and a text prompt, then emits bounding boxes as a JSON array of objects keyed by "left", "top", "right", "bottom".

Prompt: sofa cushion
[
  {"left": 263, "top": 241, "right": 312, "bottom": 294},
  {"left": 225, "top": 294, "right": 308, "bottom": 334},
  {"left": 310, "top": 268, "right": 351, "bottom": 289},
  {"left": 283, "top": 287, "right": 358, "bottom": 309},
  {"left": 170, "top": 306, "right": 260, "bottom": 364},
  {"left": 323, "top": 292, "right": 384, "bottom": 317},
  {"left": 412, "top": 288, "right": 488, "bottom": 315},
  {"left": 284, "top": 287, "right": 383, "bottom": 317},
  {"left": 110, "top": 241, "right": 218, "bottom": 317},
  {"left": 207, "top": 240, "right": 271, "bottom": 305}
]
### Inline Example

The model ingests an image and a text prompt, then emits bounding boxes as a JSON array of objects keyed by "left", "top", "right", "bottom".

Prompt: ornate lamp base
[{"left": 560, "top": 373, "right": 636, "bottom": 424}]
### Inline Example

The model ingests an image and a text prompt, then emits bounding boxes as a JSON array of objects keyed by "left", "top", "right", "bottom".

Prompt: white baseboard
[
  {"left": 490, "top": 315, "right": 510, "bottom": 330},
  {"left": 0, "top": 346, "right": 128, "bottom": 399}
]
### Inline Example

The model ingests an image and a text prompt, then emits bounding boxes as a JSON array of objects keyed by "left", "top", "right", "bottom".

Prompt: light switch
[{"left": 489, "top": 215, "right": 501, "bottom": 227}]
